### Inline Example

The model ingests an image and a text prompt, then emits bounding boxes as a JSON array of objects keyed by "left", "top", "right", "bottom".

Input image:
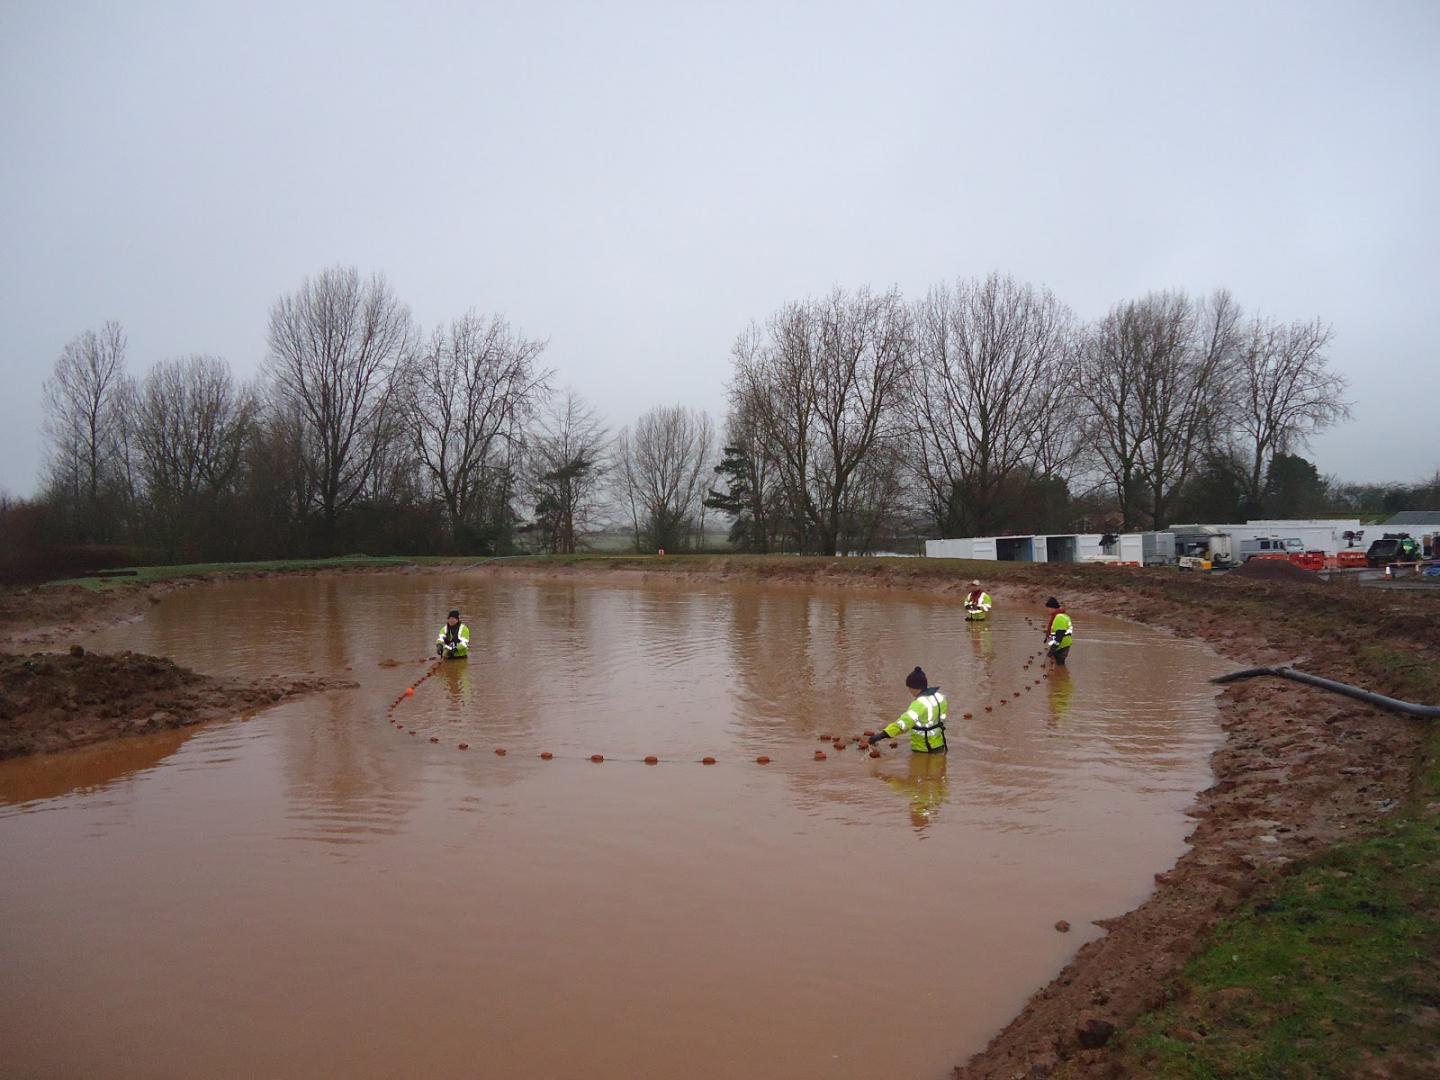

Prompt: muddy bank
[{"left": 0, "top": 650, "right": 355, "bottom": 760}]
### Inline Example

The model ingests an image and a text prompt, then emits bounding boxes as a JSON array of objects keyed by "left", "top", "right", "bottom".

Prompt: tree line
[{"left": 5, "top": 264, "right": 1414, "bottom": 581}]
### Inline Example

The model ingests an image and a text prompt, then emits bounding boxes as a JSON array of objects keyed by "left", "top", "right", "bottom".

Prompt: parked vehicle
[
  {"left": 1239, "top": 536, "right": 1304, "bottom": 562},
  {"left": 1365, "top": 533, "right": 1421, "bottom": 568}
]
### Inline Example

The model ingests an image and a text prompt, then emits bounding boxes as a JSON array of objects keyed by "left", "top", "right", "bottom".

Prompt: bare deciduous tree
[
  {"left": 708, "top": 373, "right": 783, "bottom": 552},
  {"left": 909, "top": 274, "right": 1073, "bottom": 535},
  {"left": 617, "top": 405, "right": 714, "bottom": 552},
  {"left": 1226, "top": 315, "right": 1348, "bottom": 509},
  {"left": 731, "top": 286, "right": 912, "bottom": 554},
  {"left": 131, "top": 355, "right": 257, "bottom": 556},
  {"left": 42, "top": 321, "right": 131, "bottom": 542},
  {"left": 403, "top": 311, "right": 550, "bottom": 548},
  {"left": 265, "top": 266, "right": 415, "bottom": 549},
  {"left": 527, "top": 389, "right": 609, "bottom": 554},
  {"left": 1078, "top": 290, "right": 1235, "bottom": 529}
]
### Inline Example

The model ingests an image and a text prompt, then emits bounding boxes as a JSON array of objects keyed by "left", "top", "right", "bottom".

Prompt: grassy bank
[{"left": 1106, "top": 734, "right": 1440, "bottom": 1078}]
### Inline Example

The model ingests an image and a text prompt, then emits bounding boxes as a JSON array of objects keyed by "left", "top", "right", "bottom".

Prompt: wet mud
[{"left": 0, "top": 649, "right": 353, "bottom": 759}]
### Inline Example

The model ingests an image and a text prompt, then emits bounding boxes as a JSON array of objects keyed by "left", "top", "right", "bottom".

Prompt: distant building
[{"left": 1384, "top": 510, "right": 1440, "bottom": 528}]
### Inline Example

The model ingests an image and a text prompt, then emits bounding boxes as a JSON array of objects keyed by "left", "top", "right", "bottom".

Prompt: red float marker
[
  {"left": 702, "top": 757, "right": 716, "bottom": 765},
  {"left": 590, "top": 754, "right": 604, "bottom": 763},
  {"left": 755, "top": 756, "right": 770, "bottom": 764},
  {"left": 494, "top": 748, "right": 507, "bottom": 756},
  {"left": 405, "top": 688, "right": 414, "bottom": 697},
  {"left": 889, "top": 741, "right": 897, "bottom": 749},
  {"left": 869, "top": 750, "right": 881, "bottom": 759},
  {"left": 985, "top": 706, "right": 993, "bottom": 712},
  {"left": 540, "top": 752, "right": 554, "bottom": 760},
  {"left": 429, "top": 736, "right": 439, "bottom": 743},
  {"left": 863, "top": 730, "right": 875, "bottom": 737},
  {"left": 644, "top": 756, "right": 659, "bottom": 765},
  {"left": 458, "top": 743, "right": 469, "bottom": 750},
  {"left": 963, "top": 712, "right": 973, "bottom": 719},
  {"left": 814, "top": 751, "right": 827, "bottom": 761}
]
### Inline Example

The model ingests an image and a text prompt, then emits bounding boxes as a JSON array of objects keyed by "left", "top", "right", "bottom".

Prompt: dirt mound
[
  {"left": 1228, "top": 557, "right": 1323, "bottom": 583},
  {"left": 0, "top": 650, "right": 354, "bottom": 759}
]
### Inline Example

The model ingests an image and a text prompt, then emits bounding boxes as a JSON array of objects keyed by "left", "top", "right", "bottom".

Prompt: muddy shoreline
[{"left": 1, "top": 557, "right": 1432, "bottom": 1076}]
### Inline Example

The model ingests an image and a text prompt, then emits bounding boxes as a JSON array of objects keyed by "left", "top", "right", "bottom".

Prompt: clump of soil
[
  {"left": 1227, "top": 557, "right": 1322, "bottom": 583},
  {"left": 0, "top": 650, "right": 354, "bottom": 759}
]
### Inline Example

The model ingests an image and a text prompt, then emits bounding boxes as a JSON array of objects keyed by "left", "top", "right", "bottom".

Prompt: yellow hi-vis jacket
[
  {"left": 965, "top": 590, "right": 992, "bottom": 612},
  {"left": 437, "top": 622, "right": 470, "bottom": 656},
  {"left": 1046, "top": 611, "right": 1073, "bottom": 650},
  {"left": 883, "top": 690, "right": 948, "bottom": 753}
]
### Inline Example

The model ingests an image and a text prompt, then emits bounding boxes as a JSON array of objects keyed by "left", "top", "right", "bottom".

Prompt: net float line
[{"left": 384, "top": 651, "right": 1054, "bottom": 765}]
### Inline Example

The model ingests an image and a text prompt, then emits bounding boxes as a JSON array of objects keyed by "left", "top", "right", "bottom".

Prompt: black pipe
[{"left": 1211, "top": 666, "right": 1440, "bottom": 719}]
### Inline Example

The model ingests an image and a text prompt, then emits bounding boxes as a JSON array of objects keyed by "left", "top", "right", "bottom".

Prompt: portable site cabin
[{"left": 925, "top": 532, "right": 1157, "bottom": 564}]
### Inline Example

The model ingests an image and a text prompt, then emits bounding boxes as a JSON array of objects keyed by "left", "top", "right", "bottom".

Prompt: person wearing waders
[
  {"left": 1043, "top": 597, "right": 1073, "bottom": 666},
  {"left": 963, "top": 579, "right": 992, "bottom": 621},
  {"left": 868, "top": 667, "right": 948, "bottom": 753},
  {"left": 436, "top": 609, "right": 470, "bottom": 659}
]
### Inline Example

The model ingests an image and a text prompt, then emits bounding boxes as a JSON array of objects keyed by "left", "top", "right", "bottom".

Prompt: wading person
[
  {"left": 868, "top": 666, "right": 948, "bottom": 753},
  {"left": 1043, "top": 597, "right": 1073, "bottom": 666},
  {"left": 436, "top": 609, "right": 470, "bottom": 659},
  {"left": 963, "top": 579, "right": 992, "bottom": 621}
]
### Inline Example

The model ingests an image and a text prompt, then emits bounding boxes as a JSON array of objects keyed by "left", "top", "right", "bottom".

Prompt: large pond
[{"left": 0, "top": 574, "right": 1225, "bottom": 1079}]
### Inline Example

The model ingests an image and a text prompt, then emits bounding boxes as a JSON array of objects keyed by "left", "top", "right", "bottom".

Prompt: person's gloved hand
[{"left": 868, "top": 732, "right": 885, "bottom": 747}]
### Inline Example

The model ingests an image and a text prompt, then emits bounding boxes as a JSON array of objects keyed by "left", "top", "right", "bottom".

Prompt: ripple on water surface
[{"left": 0, "top": 575, "right": 1226, "bottom": 1080}]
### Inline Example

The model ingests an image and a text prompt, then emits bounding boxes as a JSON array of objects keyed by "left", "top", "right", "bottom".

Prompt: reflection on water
[
  {"left": 881, "top": 752, "right": 950, "bottom": 833},
  {"left": 0, "top": 574, "right": 1225, "bottom": 1080}
]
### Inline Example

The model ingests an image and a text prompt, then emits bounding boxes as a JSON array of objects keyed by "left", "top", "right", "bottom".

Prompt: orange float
[
  {"left": 644, "top": 756, "right": 659, "bottom": 765},
  {"left": 755, "top": 756, "right": 770, "bottom": 764},
  {"left": 540, "top": 752, "right": 554, "bottom": 760},
  {"left": 814, "top": 751, "right": 827, "bottom": 761},
  {"left": 404, "top": 688, "right": 414, "bottom": 697},
  {"left": 458, "top": 743, "right": 469, "bottom": 750},
  {"left": 869, "top": 750, "right": 881, "bottom": 758},
  {"left": 702, "top": 757, "right": 716, "bottom": 765},
  {"left": 591, "top": 754, "right": 604, "bottom": 763},
  {"left": 494, "top": 748, "right": 507, "bottom": 756}
]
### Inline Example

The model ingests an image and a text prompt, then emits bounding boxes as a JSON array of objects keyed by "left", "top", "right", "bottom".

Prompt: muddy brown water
[{"left": 0, "top": 575, "right": 1225, "bottom": 1079}]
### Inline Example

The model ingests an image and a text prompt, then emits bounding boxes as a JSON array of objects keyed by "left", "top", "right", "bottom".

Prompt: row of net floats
[{"left": 381, "top": 648, "right": 1053, "bottom": 764}]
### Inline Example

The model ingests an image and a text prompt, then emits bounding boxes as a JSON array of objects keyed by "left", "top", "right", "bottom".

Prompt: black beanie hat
[
  {"left": 905, "top": 666, "right": 927, "bottom": 690},
  {"left": 448, "top": 609, "right": 460, "bottom": 619},
  {"left": 1045, "top": 597, "right": 1060, "bottom": 609}
]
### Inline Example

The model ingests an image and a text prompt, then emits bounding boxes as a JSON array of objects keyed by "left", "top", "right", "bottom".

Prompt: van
[{"left": 1239, "top": 536, "right": 1303, "bottom": 562}]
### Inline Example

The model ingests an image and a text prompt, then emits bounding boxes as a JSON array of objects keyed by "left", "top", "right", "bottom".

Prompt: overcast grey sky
[{"left": 2, "top": 0, "right": 1436, "bottom": 497}]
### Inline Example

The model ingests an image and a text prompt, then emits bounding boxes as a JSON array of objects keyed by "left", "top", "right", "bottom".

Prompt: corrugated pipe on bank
[{"left": 1211, "top": 666, "right": 1440, "bottom": 719}]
